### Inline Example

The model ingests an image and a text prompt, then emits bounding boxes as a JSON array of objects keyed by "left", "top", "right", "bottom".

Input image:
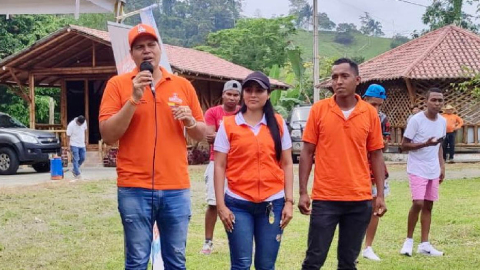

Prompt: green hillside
[{"left": 292, "top": 30, "right": 395, "bottom": 62}]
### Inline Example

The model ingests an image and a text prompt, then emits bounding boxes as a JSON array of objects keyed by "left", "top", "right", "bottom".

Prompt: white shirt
[
  {"left": 403, "top": 112, "right": 446, "bottom": 179},
  {"left": 66, "top": 118, "right": 87, "bottom": 148},
  {"left": 214, "top": 113, "right": 292, "bottom": 202},
  {"left": 342, "top": 107, "right": 355, "bottom": 119}
]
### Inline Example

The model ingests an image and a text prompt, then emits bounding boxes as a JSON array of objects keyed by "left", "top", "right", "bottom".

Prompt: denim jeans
[
  {"left": 302, "top": 200, "right": 372, "bottom": 270},
  {"left": 225, "top": 194, "right": 285, "bottom": 270},
  {"left": 118, "top": 187, "right": 191, "bottom": 270},
  {"left": 443, "top": 132, "right": 456, "bottom": 160},
  {"left": 70, "top": 146, "right": 86, "bottom": 176}
]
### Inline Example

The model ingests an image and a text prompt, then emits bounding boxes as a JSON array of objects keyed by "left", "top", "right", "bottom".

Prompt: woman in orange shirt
[{"left": 213, "top": 71, "right": 294, "bottom": 270}]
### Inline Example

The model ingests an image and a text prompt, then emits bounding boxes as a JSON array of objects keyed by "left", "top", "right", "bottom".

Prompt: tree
[
  {"left": 390, "top": 34, "right": 410, "bottom": 48},
  {"left": 336, "top": 23, "right": 358, "bottom": 33},
  {"left": 334, "top": 23, "right": 357, "bottom": 45},
  {"left": 334, "top": 32, "right": 355, "bottom": 45},
  {"left": 360, "top": 12, "right": 384, "bottom": 36},
  {"left": 288, "top": 0, "right": 312, "bottom": 29},
  {"left": 318, "top": 12, "right": 336, "bottom": 30},
  {"left": 422, "top": 0, "right": 478, "bottom": 32},
  {"left": 196, "top": 16, "right": 296, "bottom": 73},
  {"left": 125, "top": 0, "right": 243, "bottom": 47}
]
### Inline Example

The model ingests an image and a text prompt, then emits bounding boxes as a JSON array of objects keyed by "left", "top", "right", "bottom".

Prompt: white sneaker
[
  {"left": 400, "top": 239, "right": 414, "bottom": 256},
  {"left": 362, "top": 246, "right": 381, "bottom": 261},
  {"left": 417, "top": 242, "right": 444, "bottom": 256},
  {"left": 200, "top": 240, "right": 213, "bottom": 255}
]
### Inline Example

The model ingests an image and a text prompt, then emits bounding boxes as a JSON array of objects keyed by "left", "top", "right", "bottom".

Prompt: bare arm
[
  {"left": 299, "top": 142, "right": 315, "bottom": 195},
  {"left": 214, "top": 152, "right": 235, "bottom": 232},
  {"left": 298, "top": 142, "right": 316, "bottom": 215},
  {"left": 281, "top": 149, "right": 294, "bottom": 201},
  {"left": 185, "top": 121, "right": 207, "bottom": 142},
  {"left": 370, "top": 149, "right": 387, "bottom": 217},
  {"left": 214, "top": 152, "right": 228, "bottom": 208},
  {"left": 456, "top": 115, "right": 464, "bottom": 130},
  {"left": 280, "top": 148, "right": 294, "bottom": 229},
  {"left": 439, "top": 145, "right": 445, "bottom": 183},
  {"left": 205, "top": 125, "right": 216, "bottom": 144},
  {"left": 401, "top": 137, "right": 439, "bottom": 151},
  {"left": 370, "top": 149, "right": 385, "bottom": 197}
]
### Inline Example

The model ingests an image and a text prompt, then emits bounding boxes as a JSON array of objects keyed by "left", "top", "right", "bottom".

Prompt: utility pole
[{"left": 313, "top": 0, "right": 320, "bottom": 102}]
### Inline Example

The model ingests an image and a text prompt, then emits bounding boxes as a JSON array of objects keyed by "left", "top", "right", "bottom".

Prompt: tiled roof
[
  {"left": 69, "top": 25, "right": 288, "bottom": 88},
  {"left": 319, "top": 25, "right": 480, "bottom": 87}
]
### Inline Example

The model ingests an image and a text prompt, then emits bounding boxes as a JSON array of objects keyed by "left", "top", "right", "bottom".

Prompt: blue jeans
[
  {"left": 225, "top": 194, "right": 285, "bottom": 270},
  {"left": 118, "top": 187, "right": 191, "bottom": 270},
  {"left": 70, "top": 146, "right": 86, "bottom": 176}
]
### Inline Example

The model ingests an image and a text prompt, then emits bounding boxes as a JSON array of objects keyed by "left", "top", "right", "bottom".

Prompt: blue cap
[{"left": 363, "top": 84, "right": 387, "bottom": 99}]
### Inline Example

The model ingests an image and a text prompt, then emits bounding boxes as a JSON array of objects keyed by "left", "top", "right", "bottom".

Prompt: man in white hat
[
  {"left": 201, "top": 80, "right": 241, "bottom": 255},
  {"left": 441, "top": 104, "right": 463, "bottom": 162}
]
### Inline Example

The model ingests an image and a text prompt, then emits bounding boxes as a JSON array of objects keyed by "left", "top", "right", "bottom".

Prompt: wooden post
[
  {"left": 474, "top": 125, "right": 478, "bottom": 145},
  {"left": 404, "top": 78, "right": 416, "bottom": 106},
  {"left": 48, "top": 97, "right": 55, "bottom": 125},
  {"left": 61, "top": 80, "right": 67, "bottom": 128},
  {"left": 61, "top": 80, "right": 67, "bottom": 147},
  {"left": 84, "top": 79, "right": 90, "bottom": 146},
  {"left": 92, "top": 42, "right": 96, "bottom": 67},
  {"left": 29, "top": 73, "right": 35, "bottom": 129}
]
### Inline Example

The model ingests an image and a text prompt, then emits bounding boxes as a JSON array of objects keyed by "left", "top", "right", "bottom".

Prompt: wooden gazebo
[
  {"left": 320, "top": 25, "right": 480, "bottom": 149},
  {"left": 0, "top": 25, "right": 288, "bottom": 150}
]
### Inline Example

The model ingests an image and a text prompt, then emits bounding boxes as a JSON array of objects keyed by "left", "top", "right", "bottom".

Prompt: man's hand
[
  {"left": 206, "top": 132, "right": 216, "bottom": 144},
  {"left": 440, "top": 166, "right": 445, "bottom": 184},
  {"left": 132, "top": 71, "right": 152, "bottom": 101},
  {"left": 172, "top": 106, "right": 195, "bottom": 126},
  {"left": 280, "top": 202, "right": 293, "bottom": 230},
  {"left": 298, "top": 193, "right": 311, "bottom": 215},
  {"left": 425, "top": 137, "right": 441, "bottom": 147},
  {"left": 374, "top": 196, "right": 387, "bottom": 217}
]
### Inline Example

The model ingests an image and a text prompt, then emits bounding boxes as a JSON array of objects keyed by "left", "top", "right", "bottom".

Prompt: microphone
[{"left": 140, "top": 61, "right": 155, "bottom": 95}]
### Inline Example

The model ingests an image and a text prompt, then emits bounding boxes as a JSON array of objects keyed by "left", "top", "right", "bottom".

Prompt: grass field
[
  {"left": 292, "top": 30, "right": 394, "bottom": 62},
  {"left": 0, "top": 165, "right": 479, "bottom": 269}
]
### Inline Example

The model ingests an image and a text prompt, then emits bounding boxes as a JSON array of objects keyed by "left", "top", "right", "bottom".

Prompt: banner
[{"left": 107, "top": 6, "right": 171, "bottom": 75}]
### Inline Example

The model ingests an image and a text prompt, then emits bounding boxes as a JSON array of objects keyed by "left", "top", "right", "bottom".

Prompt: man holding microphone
[{"left": 99, "top": 24, "right": 206, "bottom": 270}]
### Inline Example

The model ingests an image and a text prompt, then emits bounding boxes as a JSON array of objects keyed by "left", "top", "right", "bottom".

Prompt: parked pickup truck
[
  {"left": 287, "top": 105, "right": 312, "bottom": 163},
  {"left": 0, "top": 112, "right": 61, "bottom": 175}
]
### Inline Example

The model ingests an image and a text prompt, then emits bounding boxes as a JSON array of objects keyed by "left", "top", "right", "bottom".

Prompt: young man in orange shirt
[
  {"left": 298, "top": 58, "right": 387, "bottom": 270},
  {"left": 441, "top": 104, "right": 463, "bottom": 162},
  {"left": 99, "top": 24, "right": 206, "bottom": 270}
]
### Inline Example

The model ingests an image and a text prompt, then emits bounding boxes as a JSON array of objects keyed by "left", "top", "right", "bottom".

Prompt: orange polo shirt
[
  {"left": 302, "top": 95, "right": 384, "bottom": 201},
  {"left": 223, "top": 114, "right": 285, "bottom": 202},
  {"left": 99, "top": 66, "right": 204, "bottom": 190},
  {"left": 441, "top": 114, "right": 464, "bottom": 133}
]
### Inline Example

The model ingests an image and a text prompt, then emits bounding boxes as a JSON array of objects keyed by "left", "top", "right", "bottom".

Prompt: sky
[{"left": 242, "top": 0, "right": 479, "bottom": 37}]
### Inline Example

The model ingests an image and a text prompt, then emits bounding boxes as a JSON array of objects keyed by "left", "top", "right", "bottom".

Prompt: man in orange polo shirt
[
  {"left": 298, "top": 58, "right": 387, "bottom": 270},
  {"left": 99, "top": 24, "right": 205, "bottom": 270},
  {"left": 441, "top": 104, "right": 463, "bottom": 162}
]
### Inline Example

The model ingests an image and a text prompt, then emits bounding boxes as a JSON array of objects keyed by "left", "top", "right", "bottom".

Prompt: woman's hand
[
  {"left": 280, "top": 202, "right": 293, "bottom": 230},
  {"left": 218, "top": 205, "right": 235, "bottom": 233}
]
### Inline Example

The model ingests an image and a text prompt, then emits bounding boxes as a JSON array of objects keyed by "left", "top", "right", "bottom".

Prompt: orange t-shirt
[
  {"left": 302, "top": 95, "right": 384, "bottom": 201},
  {"left": 441, "top": 114, "right": 464, "bottom": 133},
  {"left": 99, "top": 66, "right": 204, "bottom": 190}
]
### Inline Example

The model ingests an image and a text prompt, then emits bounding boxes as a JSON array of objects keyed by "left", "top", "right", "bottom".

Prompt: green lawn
[
  {"left": 0, "top": 165, "right": 479, "bottom": 269},
  {"left": 292, "top": 30, "right": 394, "bottom": 62}
]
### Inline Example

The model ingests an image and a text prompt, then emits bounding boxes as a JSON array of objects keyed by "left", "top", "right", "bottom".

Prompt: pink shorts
[{"left": 408, "top": 174, "right": 440, "bottom": 201}]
